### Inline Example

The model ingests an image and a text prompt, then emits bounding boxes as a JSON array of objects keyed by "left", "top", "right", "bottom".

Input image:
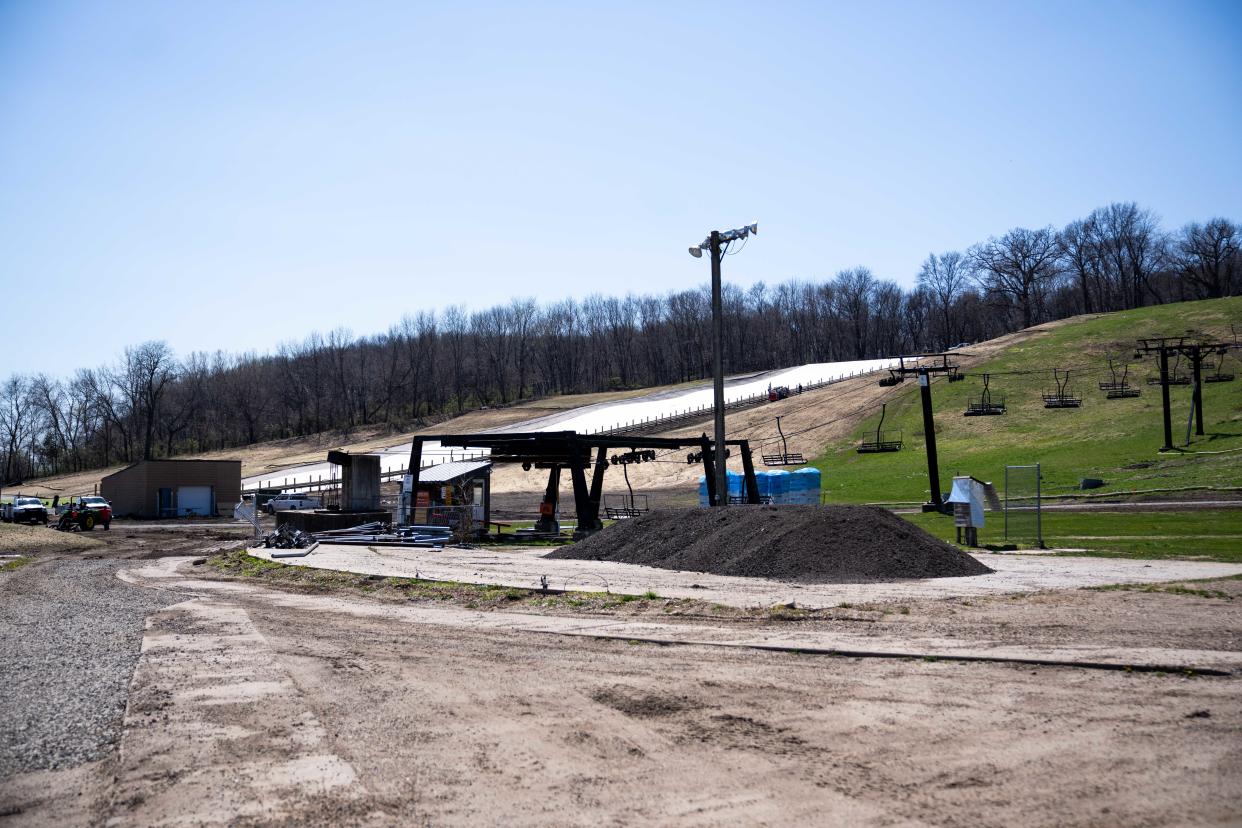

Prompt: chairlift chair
[
  {"left": 1100, "top": 358, "right": 1140, "bottom": 398},
  {"left": 1042, "top": 368, "right": 1082, "bottom": 408},
  {"left": 856, "top": 403, "right": 903, "bottom": 453},
  {"left": 964, "top": 373, "right": 1006, "bottom": 416},
  {"left": 762, "top": 416, "right": 806, "bottom": 466},
  {"left": 1147, "top": 351, "right": 1191, "bottom": 385},
  {"left": 1099, "top": 356, "right": 1125, "bottom": 390},
  {"left": 603, "top": 493, "right": 649, "bottom": 520},
  {"left": 603, "top": 461, "right": 650, "bottom": 520},
  {"left": 878, "top": 370, "right": 903, "bottom": 387},
  {"left": 1204, "top": 353, "right": 1235, "bottom": 383}
]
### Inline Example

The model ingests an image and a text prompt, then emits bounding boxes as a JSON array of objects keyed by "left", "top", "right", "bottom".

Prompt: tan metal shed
[{"left": 100, "top": 460, "right": 242, "bottom": 518}]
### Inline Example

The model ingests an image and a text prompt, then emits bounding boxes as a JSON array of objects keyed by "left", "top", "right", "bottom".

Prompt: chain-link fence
[{"left": 1004, "top": 464, "right": 1044, "bottom": 548}]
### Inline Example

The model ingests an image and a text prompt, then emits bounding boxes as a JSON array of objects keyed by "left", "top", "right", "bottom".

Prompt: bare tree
[
  {"left": 508, "top": 297, "right": 540, "bottom": 399},
  {"left": 917, "top": 251, "right": 970, "bottom": 348},
  {"left": 1173, "top": 218, "right": 1240, "bottom": 299},
  {"left": 1090, "top": 203, "right": 1165, "bottom": 309},
  {"left": 834, "top": 267, "right": 875, "bottom": 359},
  {"left": 0, "top": 375, "right": 34, "bottom": 482},
  {"left": 1057, "top": 217, "right": 1104, "bottom": 314},
  {"left": 970, "top": 227, "right": 1061, "bottom": 328},
  {"left": 120, "top": 341, "right": 179, "bottom": 461}
]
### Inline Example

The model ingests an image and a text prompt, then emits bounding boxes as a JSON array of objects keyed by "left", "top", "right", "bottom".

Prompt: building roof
[
  {"left": 101, "top": 458, "right": 242, "bottom": 482},
  {"left": 416, "top": 459, "right": 492, "bottom": 483}
]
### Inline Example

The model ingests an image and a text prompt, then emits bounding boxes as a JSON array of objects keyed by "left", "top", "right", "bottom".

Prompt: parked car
[
  {"left": 55, "top": 496, "right": 112, "bottom": 531},
  {"left": 265, "top": 492, "right": 322, "bottom": 514},
  {"left": 2, "top": 496, "right": 49, "bottom": 525}
]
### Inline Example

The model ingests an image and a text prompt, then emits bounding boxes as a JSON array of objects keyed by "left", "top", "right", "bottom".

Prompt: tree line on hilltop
[{"left": 2, "top": 203, "right": 1238, "bottom": 483}]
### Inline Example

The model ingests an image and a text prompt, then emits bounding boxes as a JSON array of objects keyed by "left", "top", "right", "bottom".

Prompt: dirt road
[{"left": 1, "top": 528, "right": 1240, "bottom": 826}]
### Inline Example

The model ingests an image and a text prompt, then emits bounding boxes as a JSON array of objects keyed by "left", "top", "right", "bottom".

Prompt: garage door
[{"left": 177, "top": 486, "right": 213, "bottom": 517}]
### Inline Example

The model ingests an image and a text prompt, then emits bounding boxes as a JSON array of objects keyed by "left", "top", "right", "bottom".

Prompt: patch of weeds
[
  {"left": 837, "top": 602, "right": 855, "bottom": 609},
  {"left": 897, "top": 606, "right": 910, "bottom": 615},
  {"left": 1089, "top": 582, "right": 1233, "bottom": 600},
  {"left": 0, "top": 556, "right": 32, "bottom": 572},
  {"left": 210, "top": 550, "right": 283, "bottom": 577},
  {"left": 205, "top": 550, "right": 745, "bottom": 617},
  {"left": 769, "top": 606, "right": 810, "bottom": 621}
]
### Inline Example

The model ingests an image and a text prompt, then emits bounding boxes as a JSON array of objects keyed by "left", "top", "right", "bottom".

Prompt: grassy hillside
[{"left": 816, "top": 297, "right": 1242, "bottom": 504}]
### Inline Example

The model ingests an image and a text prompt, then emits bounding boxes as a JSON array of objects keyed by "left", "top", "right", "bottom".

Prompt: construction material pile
[
  {"left": 547, "top": 505, "right": 992, "bottom": 582},
  {"left": 263, "top": 524, "right": 319, "bottom": 550},
  {"left": 307, "top": 522, "right": 453, "bottom": 548}
]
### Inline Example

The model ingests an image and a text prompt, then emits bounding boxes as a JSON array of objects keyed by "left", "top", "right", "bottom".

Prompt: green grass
[
  {"left": 901, "top": 509, "right": 1242, "bottom": 562},
  {"left": 814, "top": 298, "right": 1242, "bottom": 504}
]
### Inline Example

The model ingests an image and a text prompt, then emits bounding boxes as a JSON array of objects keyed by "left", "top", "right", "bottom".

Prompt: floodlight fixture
[
  {"left": 718, "top": 222, "right": 759, "bottom": 243},
  {"left": 687, "top": 222, "right": 757, "bottom": 257}
]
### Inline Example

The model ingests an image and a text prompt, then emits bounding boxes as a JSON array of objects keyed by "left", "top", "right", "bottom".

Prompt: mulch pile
[{"left": 546, "top": 505, "right": 992, "bottom": 583}]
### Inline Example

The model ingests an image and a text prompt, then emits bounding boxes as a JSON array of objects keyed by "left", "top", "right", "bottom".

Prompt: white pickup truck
[{"left": 265, "top": 492, "right": 322, "bottom": 514}]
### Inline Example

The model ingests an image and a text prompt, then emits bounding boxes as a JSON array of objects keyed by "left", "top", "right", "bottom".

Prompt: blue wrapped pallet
[
  {"left": 767, "top": 470, "right": 790, "bottom": 504},
  {"left": 793, "top": 467, "right": 822, "bottom": 505},
  {"left": 755, "top": 471, "right": 771, "bottom": 500}
]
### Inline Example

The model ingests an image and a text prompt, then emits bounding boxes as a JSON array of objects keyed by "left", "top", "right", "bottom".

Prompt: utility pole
[
  {"left": 709, "top": 230, "right": 727, "bottom": 506},
  {"left": 689, "top": 222, "right": 758, "bottom": 507},
  {"left": 918, "top": 368, "right": 943, "bottom": 511}
]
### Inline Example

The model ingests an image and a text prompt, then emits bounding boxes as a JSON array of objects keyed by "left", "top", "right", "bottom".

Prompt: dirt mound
[{"left": 547, "top": 505, "right": 992, "bottom": 583}]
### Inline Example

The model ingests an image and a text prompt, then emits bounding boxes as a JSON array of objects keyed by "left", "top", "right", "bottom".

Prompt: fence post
[
  {"left": 1004, "top": 466, "right": 1009, "bottom": 540},
  {"left": 1036, "top": 463, "right": 1044, "bottom": 549}
]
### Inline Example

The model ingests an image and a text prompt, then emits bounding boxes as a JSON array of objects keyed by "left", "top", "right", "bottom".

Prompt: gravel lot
[{"left": 0, "top": 560, "right": 179, "bottom": 776}]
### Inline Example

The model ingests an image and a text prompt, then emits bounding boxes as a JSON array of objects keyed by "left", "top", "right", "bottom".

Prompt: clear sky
[{"left": 2, "top": 1, "right": 1240, "bottom": 372}]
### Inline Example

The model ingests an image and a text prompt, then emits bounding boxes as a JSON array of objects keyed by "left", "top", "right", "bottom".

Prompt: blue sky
[{"left": 2, "top": 1, "right": 1239, "bottom": 371}]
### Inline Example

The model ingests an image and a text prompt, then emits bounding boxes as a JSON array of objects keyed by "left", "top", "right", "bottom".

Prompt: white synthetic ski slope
[{"left": 242, "top": 358, "right": 896, "bottom": 491}]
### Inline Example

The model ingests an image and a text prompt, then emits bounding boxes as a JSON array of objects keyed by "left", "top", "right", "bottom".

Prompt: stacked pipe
[{"left": 306, "top": 521, "right": 454, "bottom": 548}]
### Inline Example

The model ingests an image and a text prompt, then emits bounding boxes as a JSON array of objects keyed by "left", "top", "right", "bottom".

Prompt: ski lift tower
[{"left": 1134, "top": 334, "right": 1231, "bottom": 451}]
